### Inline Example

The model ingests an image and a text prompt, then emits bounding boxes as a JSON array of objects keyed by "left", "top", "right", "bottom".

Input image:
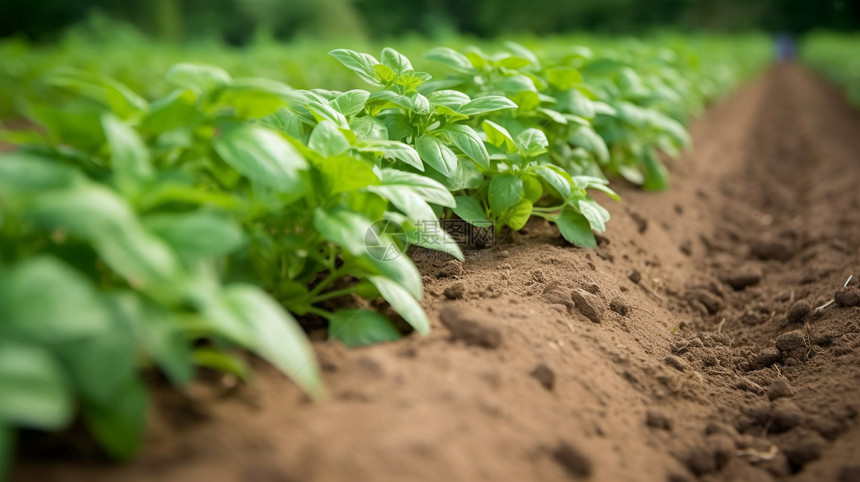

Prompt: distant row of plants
[
  {"left": 0, "top": 34, "right": 768, "bottom": 476},
  {"left": 802, "top": 32, "right": 860, "bottom": 106}
]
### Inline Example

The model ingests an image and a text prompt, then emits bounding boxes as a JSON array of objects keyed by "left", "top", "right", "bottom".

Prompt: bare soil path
[{"left": 16, "top": 63, "right": 860, "bottom": 482}]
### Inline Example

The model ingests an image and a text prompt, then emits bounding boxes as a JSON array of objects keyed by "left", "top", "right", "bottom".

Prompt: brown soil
[{"left": 14, "top": 64, "right": 860, "bottom": 481}]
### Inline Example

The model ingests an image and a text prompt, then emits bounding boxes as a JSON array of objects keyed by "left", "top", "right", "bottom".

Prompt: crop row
[
  {"left": 802, "top": 33, "right": 860, "bottom": 106},
  {"left": 0, "top": 35, "right": 768, "bottom": 473}
]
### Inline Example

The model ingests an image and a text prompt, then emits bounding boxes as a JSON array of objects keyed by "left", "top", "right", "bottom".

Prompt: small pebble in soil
[
  {"left": 645, "top": 410, "right": 672, "bottom": 431},
  {"left": 786, "top": 300, "right": 811, "bottom": 323},
  {"left": 530, "top": 364, "right": 555, "bottom": 391},
  {"left": 552, "top": 441, "right": 592, "bottom": 478},
  {"left": 767, "top": 379, "right": 794, "bottom": 401},
  {"left": 443, "top": 282, "right": 466, "bottom": 300},
  {"left": 571, "top": 289, "right": 605, "bottom": 323},
  {"left": 720, "top": 266, "right": 762, "bottom": 290},
  {"left": 775, "top": 330, "right": 806, "bottom": 352},
  {"left": 609, "top": 298, "right": 630, "bottom": 316},
  {"left": 835, "top": 286, "right": 860, "bottom": 307},
  {"left": 438, "top": 307, "right": 503, "bottom": 349},
  {"left": 629, "top": 269, "right": 642, "bottom": 284}
]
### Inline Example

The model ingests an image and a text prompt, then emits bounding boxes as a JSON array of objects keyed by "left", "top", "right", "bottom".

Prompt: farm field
[{"left": 2, "top": 20, "right": 860, "bottom": 482}]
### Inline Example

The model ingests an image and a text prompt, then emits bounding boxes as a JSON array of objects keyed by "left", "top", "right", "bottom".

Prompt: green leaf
[
  {"left": 369, "top": 184, "right": 436, "bottom": 221},
  {"left": 380, "top": 47, "right": 413, "bottom": 74},
  {"left": 144, "top": 211, "right": 245, "bottom": 259},
  {"left": 578, "top": 198, "right": 609, "bottom": 233},
  {"left": 516, "top": 128, "right": 549, "bottom": 157},
  {"left": 556, "top": 88, "right": 595, "bottom": 118},
  {"left": 481, "top": 120, "right": 517, "bottom": 151},
  {"left": 308, "top": 120, "right": 350, "bottom": 157},
  {"left": 457, "top": 96, "right": 518, "bottom": 116},
  {"left": 45, "top": 67, "right": 147, "bottom": 118},
  {"left": 427, "top": 90, "right": 471, "bottom": 109},
  {"left": 556, "top": 209, "right": 596, "bottom": 248},
  {"left": 0, "top": 424, "right": 11, "bottom": 481},
  {"left": 378, "top": 168, "right": 455, "bottom": 207},
  {"left": 331, "top": 90, "right": 370, "bottom": 116},
  {"left": 102, "top": 113, "right": 153, "bottom": 192},
  {"left": 423, "top": 47, "right": 475, "bottom": 73},
  {"left": 305, "top": 101, "right": 350, "bottom": 129},
  {"left": 0, "top": 341, "right": 72, "bottom": 429},
  {"left": 546, "top": 67, "right": 583, "bottom": 89},
  {"left": 329, "top": 49, "right": 382, "bottom": 86},
  {"left": 0, "top": 152, "right": 79, "bottom": 193},
  {"left": 534, "top": 165, "right": 572, "bottom": 200},
  {"left": 642, "top": 148, "right": 670, "bottom": 191},
  {"left": 570, "top": 126, "right": 609, "bottom": 164},
  {"left": 369, "top": 276, "right": 429, "bottom": 335},
  {"left": 313, "top": 207, "right": 373, "bottom": 256},
  {"left": 166, "top": 63, "right": 231, "bottom": 94},
  {"left": 328, "top": 309, "right": 402, "bottom": 347},
  {"left": 505, "top": 198, "right": 533, "bottom": 230},
  {"left": 488, "top": 174, "right": 524, "bottom": 215},
  {"left": 354, "top": 139, "right": 423, "bottom": 171},
  {"left": 442, "top": 124, "right": 489, "bottom": 168},
  {"left": 214, "top": 124, "right": 308, "bottom": 192},
  {"left": 6, "top": 256, "right": 112, "bottom": 342},
  {"left": 84, "top": 379, "right": 147, "bottom": 460},
  {"left": 191, "top": 348, "right": 249, "bottom": 381},
  {"left": 140, "top": 89, "right": 199, "bottom": 135},
  {"left": 114, "top": 293, "right": 193, "bottom": 385},
  {"left": 416, "top": 135, "right": 457, "bottom": 177},
  {"left": 453, "top": 196, "right": 492, "bottom": 228},
  {"left": 372, "top": 64, "right": 397, "bottom": 84},
  {"left": 30, "top": 184, "right": 183, "bottom": 300},
  {"left": 317, "top": 155, "right": 380, "bottom": 195},
  {"left": 350, "top": 116, "right": 388, "bottom": 141},
  {"left": 522, "top": 175, "right": 543, "bottom": 203},
  {"left": 221, "top": 284, "right": 323, "bottom": 400}
]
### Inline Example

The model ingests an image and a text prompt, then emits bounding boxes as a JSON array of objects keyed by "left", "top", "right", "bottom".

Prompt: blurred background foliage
[{"left": 1, "top": 0, "right": 858, "bottom": 44}]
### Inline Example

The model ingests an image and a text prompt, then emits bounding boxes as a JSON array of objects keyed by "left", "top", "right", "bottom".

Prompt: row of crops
[
  {"left": 0, "top": 32, "right": 768, "bottom": 474},
  {"left": 802, "top": 33, "right": 860, "bottom": 106}
]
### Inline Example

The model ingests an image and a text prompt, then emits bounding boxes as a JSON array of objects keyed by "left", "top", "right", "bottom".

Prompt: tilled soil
[{"left": 15, "top": 63, "right": 860, "bottom": 481}]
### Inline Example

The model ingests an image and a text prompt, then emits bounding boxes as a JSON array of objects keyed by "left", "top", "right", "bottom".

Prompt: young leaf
[
  {"left": 577, "top": 198, "right": 609, "bottom": 233},
  {"left": 556, "top": 209, "right": 596, "bottom": 248},
  {"left": 144, "top": 211, "right": 246, "bottom": 259},
  {"left": 481, "top": 120, "right": 517, "bottom": 151},
  {"left": 214, "top": 124, "right": 308, "bottom": 193},
  {"left": 488, "top": 174, "right": 524, "bottom": 214},
  {"left": 308, "top": 120, "right": 350, "bottom": 157},
  {"left": 328, "top": 309, "right": 401, "bottom": 347},
  {"left": 505, "top": 199, "right": 533, "bottom": 230},
  {"left": 369, "top": 276, "right": 429, "bottom": 335},
  {"left": 416, "top": 135, "right": 457, "bottom": 177},
  {"left": 329, "top": 49, "right": 382, "bottom": 86},
  {"left": 442, "top": 124, "right": 489, "bottom": 168},
  {"left": 427, "top": 90, "right": 471, "bottom": 109},
  {"left": 378, "top": 169, "right": 455, "bottom": 207},
  {"left": 331, "top": 90, "right": 370, "bottom": 116},
  {"left": 354, "top": 139, "right": 423, "bottom": 171},
  {"left": 458, "top": 96, "right": 518, "bottom": 116},
  {"left": 534, "top": 165, "right": 572, "bottom": 200},
  {"left": 516, "top": 128, "right": 549, "bottom": 157},
  {"left": 453, "top": 196, "right": 492, "bottom": 228},
  {"left": 380, "top": 47, "right": 413, "bottom": 74}
]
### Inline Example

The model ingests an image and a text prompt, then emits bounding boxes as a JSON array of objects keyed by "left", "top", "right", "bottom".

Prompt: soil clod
[
  {"left": 438, "top": 307, "right": 503, "bottom": 349},
  {"left": 571, "top": 289, "right": 605, "bottom": 323},
  {"left": 720, "top": 266, "right": 763, "bottom": 290},
  {"left": 552, "top": 441, "right": 592, "bottom": 478},
  {"left": 834, "top": 286, "right": 860, "bottom": 307},
  {"left": 786, "top": 301, "right": 811, "bottom": 323},
  {"left": 775, "top": 330, "right": 806, "bottom": 352},
  {"left": 530, "top": 364, "right": 556, "bottom": 391}
]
